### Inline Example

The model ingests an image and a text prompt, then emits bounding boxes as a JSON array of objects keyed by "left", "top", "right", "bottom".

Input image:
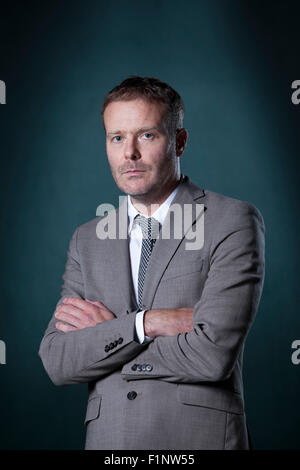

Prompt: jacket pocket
[
  {"left": 177, "top": 384, "right": 244, "bottom": 415},
  {"left": 161, "top": 259, "right": 204, "bottom": 282},
  {"left": 84, "top": 395, "right": 102, "bottom": 425}
]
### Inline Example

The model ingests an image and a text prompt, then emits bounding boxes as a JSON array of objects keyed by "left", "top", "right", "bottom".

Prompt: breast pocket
[
  {"left": 161, "top": 259, "right": 204, "bottom": 282},
  {"left": 152, "top": 260, "right": 206, "bottom": 309},
  {"left": 84, "top": 395, "right": 102, "bottom": 425}
]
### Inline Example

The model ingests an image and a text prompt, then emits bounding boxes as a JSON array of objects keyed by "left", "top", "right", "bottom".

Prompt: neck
[{"left": 130, "top": 176, "right": 181, "bottom": 216}]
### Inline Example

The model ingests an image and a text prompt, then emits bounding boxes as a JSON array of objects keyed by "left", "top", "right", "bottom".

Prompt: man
[{"left": 39, "top": 76, "right": 265, "bottom": 450}]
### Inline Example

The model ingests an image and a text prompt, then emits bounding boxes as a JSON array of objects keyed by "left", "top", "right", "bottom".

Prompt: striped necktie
[{"left": 134, "top": 214, "right": 160, "bottom": 309}]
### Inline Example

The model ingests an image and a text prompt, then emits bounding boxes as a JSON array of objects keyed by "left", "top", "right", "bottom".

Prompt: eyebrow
[{"left": 106, "top": 127, "right": 160, "bottom": 136}]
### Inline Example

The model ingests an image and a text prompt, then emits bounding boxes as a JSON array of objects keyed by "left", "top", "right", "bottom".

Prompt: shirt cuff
[{"left": 135, "top": 310, "right": 153, "bottom": 344}]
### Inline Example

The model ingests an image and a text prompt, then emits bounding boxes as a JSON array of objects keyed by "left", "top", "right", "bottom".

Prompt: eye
[
  {"left": 142, "top": 133, "right": 154, "bottom": 140},
  {"left": 112, "top": 135, "right": 122, "bottom": 142}
]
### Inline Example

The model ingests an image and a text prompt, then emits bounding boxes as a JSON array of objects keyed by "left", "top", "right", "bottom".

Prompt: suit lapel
[{"left": 141, "top": 175, "right": 205, "bottom": 310}]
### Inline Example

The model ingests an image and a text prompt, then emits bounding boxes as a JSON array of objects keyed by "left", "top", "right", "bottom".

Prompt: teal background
[{"left": 0, "top": 0, "right": 299, "bottom": 449}]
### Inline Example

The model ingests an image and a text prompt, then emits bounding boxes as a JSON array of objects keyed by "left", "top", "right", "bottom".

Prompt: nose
[{"left": 124, "top": 136, "right": 141, "bottom": 160}]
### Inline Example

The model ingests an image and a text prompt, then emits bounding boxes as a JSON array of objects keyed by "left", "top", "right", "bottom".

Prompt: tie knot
[{"left": 134, "top": 214, "right": 160, "bottom": 240}]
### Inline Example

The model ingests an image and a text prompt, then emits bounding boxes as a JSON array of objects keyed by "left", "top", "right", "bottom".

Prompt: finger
[
  {"left": 86, "top": 299, "right": 104, "bottom": 306},
  {"left": 58, "top": 303, "right": 105, "bottom": 324},
  {"left": 55, "top": 321, "right": 78, "bottom": 333},
  {"left": 63, "top": 297, "right": 97, "bottom": 313},
  {"left": 55, "top": 311, "right": 85, "bottom": 329},
  {"left": 86, "top": 299, "right": 115, "bottom": 320},
  {"left": 56, "top": 304, "right": 88, "bottom": 320}
]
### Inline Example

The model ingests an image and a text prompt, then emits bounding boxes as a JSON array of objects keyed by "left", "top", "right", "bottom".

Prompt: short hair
[{"left": 101, "top": 76, "right": 184, "bottom": 136}]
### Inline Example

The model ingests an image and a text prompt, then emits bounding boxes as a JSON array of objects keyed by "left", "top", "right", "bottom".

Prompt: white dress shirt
[{"left": 127, "top": 178, "right": 183, "bottom": 344}]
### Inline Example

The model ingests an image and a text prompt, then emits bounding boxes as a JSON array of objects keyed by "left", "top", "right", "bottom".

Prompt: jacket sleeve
[
  {"left": 38, "top": 228, "right": 147, "bottom": 386},
  {"left": 121, "top": 202, "right": 265, "bottom": 383}
]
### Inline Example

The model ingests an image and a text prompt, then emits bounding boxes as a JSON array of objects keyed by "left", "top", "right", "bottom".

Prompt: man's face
[{"left": 103, "top": 98, "right": 179, "bottom": 201}]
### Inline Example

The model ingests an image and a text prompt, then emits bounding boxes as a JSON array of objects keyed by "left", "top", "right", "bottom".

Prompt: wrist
[{"left": 143, "top": 309, "right": 157, "bottom": 338}]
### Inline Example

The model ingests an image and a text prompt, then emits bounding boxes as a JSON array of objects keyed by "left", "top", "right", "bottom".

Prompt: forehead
[{"left": 103, "top": 98, "right": 167, "bottom": 131}]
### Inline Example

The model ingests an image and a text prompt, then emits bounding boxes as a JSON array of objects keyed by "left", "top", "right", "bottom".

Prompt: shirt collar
[{"left": 127, "top": 176, "right": 183, "bottom": 234}]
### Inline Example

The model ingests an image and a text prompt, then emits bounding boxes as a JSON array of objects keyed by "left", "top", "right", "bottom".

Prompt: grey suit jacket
[{"left": 39, "top": 175, "right": 265, "bottom": 450}]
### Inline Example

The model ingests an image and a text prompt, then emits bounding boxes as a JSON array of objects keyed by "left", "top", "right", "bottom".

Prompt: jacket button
[
  {"left": 141, "top": 364, "right": 147, "bottom": 371},
  {"left": 137, "top": 364, "right": 142, "bottom": 371},
  {"left": 113, "top": 340, "right": 118, "bottom": 347},
  {"left": 118, "top": 337, "right": 123, "bottom": 344},
  {"left": 127, "top": 391, "right": 137, "bottom": 400},
  {"left": 104, "top": 345, "right": 110, "bottom": 352},
  {"left": 146, "top": 364, "right": 153, "bottom": 371},
  {"left": 109, "top": 342, "right": 115, "bottom": 349},
  {"left": 131, "top": 364, "right": 137, "bottom": 371}
]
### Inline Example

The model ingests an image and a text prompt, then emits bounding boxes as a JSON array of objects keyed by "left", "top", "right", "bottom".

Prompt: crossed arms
[
  {"left": 39, "top": 202, "right": 265, "bottom": 386},
  {"left": 54, "top": 298, "right": 193, "bottom": 337}
]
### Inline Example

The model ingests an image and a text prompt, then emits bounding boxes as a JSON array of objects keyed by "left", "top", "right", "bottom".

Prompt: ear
[{"left": 176, "top": 129, "right": 188, "bottom": 156}]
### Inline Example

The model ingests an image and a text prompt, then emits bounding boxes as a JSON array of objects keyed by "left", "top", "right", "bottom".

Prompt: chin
[
  {"left": 126, "top": 187, "right": 148, "bottom": 197},
  {"left": 124, "top": 181, "right": 152, "bottom": 197}
]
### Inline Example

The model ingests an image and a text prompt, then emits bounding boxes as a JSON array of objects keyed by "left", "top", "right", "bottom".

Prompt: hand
[
  {"left": 144, "top": 308, "right": 194, "bottom": 338},
  {"left": 55, "top": 297, "right": 115, "bottom": 333}
]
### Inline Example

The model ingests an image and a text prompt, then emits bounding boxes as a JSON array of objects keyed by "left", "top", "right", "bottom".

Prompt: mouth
[{"left": 124, "top": 170, "right": 145, "bottom": 175}]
